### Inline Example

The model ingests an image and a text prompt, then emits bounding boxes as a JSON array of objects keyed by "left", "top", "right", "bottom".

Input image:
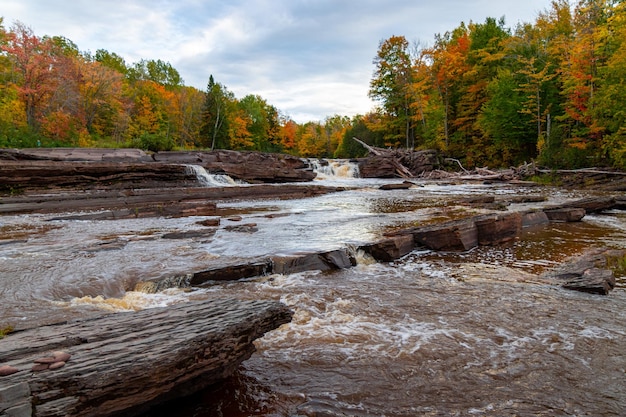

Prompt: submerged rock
[{"left": 541, "top": 248, "right": 623, "bottom": 295}]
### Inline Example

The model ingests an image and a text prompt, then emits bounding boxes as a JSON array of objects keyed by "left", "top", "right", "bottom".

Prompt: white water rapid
[
  {"left": 309, "top": 159, "right": 360, "bottom": 180},
  {"left": 184, "top": 164, "right": 240, "bottom": 186}
]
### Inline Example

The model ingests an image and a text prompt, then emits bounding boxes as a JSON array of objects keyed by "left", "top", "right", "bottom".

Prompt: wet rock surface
[
  {"left": 541, "top": 248, "right": 624, "bottom": 295},
  {"left": 153, "top": 150, "right": 316, "bottom": 183},
  {"left": 0, "top": 148, "right": 316, "bottom": 194},
  {"left": 0, "top": 298, "right": 292, "bottom": 417}
]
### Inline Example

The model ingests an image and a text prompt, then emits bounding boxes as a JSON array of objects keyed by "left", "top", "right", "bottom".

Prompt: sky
[{"left": 2, "top": 0, "right": 552, "bottom": 123}]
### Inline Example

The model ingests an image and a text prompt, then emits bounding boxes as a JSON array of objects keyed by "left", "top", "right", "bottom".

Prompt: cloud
[{"left": 2, "top": 0, "right": 551, "bottom": 122}]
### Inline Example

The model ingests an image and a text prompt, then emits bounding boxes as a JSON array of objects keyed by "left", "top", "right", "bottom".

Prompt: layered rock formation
[
  {"left": 0, "top": 148, "right": 316, "bottom": 192},
  {"left": 0, "top": 298, "right": 292, "bottom": 417},
  {"left": 153, "top": 150, "right": 316, "bottom": 183}
]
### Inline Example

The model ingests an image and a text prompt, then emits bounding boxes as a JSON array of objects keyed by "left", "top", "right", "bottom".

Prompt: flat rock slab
[
  {"left": 540, "top": 248, "right": 625, "bottom": 295},
  {"left": 0, "top": 185, "right": 346, "bottom": 216},
  {"left": 0, "top": 298, "right": 292, "bottom": 417}
]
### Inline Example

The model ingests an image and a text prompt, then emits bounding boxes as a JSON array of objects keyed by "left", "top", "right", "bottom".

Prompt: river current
[{"left": 1, "top": 164, "right": 625, "bottom": 416}]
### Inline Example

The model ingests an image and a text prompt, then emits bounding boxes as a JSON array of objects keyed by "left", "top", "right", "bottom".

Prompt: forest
[{"left": 1, "top": 0, "right": 625, "bottom": 170}]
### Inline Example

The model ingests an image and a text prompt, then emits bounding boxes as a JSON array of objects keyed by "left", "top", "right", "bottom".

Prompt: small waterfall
[
  {"left": 184, "top": 165, "right": 239, "bottom": 187},
  {"left": 309, "top": 159, "right": 360, "bottom": 180}
]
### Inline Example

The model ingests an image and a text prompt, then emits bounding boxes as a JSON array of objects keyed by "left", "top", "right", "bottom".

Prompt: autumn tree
[
  {"left": 1, "top": 22, "right": 59, "bottom": 130},
  {"left": 369, "top": 35, "right": 416, "bottom": 148},
  {"left": 334, "top": 113, "right": 383, "bottom": 158},
  {"left": 238, "top": 94, "right": 282, "bottom": 152},
  {"left": 295, "top": 122, "right": 327, "bottom": 157},
  {"left": 453, "top": 17, "right": 510, "bottom": 165},
  {"left": 0, "top": 19, "right": 28, "bottom": 145},
  {"left": 592, "top": 0, "right": 626, "bottom": 168},
  {"left": 174, "top": 86, "right": 205, "bottom": 149},
  {"left": 94, "top": 49, "right": 129, "bottom": 75},
  {"left": 279, "top": 117, "right": 298, "bottom": 152},
  {"left": 427, "top": 24, "right": 471, "bottom": 151}
]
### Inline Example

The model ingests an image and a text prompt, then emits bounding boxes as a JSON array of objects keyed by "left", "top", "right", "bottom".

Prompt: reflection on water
[
  {"left": 424, "top": 217, "right": 626, "bottom": 277},
  {"left": 1, "top": 179, "right": 625, "bottom": 416}
]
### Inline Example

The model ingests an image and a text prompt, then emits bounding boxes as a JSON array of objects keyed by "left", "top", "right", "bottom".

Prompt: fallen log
[
  {"left": 352, "top": 137, "right": 418, "bottom": 178},
  {"left": 0, "top": 298, "right": 292, "bottom": 417}
]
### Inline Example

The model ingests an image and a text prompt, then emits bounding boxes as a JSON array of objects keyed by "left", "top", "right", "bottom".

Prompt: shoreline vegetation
[{"left": 1, "top": 1, "right": 626, "bottom": 172}]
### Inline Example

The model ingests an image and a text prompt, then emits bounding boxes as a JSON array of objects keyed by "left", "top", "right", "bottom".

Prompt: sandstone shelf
[{"left": 0, "top": 298, "right": 292, "bottom": 417}]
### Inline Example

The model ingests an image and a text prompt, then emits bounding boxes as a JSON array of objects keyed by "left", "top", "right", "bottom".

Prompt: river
[{"left": 1, "top": 164, "right": 625, "bottom": 416}]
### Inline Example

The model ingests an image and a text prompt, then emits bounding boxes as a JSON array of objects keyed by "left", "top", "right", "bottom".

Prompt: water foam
[
  {"left": 308, "top": 159, "right": 360, "bottom": 180},
  {"left": 184, "top": 164, "right": 240, "bottom": 186},
  {"left": 58, "top": 289, "right": 191, "bottom": 312}
]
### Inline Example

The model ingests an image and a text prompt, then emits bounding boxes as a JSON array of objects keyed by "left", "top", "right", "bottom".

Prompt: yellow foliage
[
  {"left": 229, "top": 113, "right": 254, "bottom": 149},
  {"left": 0, "top": 86, "right": 27, "bottom": 128},
  {"left": 77, "top": 129, "right": 94, "bottom": 147}
]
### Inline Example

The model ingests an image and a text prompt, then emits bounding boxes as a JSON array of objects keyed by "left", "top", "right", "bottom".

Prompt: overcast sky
[{"left": 3, "top": 0, "right": 551, "bottom": 123}]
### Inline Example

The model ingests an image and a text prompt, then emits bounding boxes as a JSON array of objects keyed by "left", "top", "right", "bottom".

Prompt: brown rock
[
  {"left": 362, "top": 235, "right": 415, "bottom": 262},
  {"left": 562, "top": 197, "right": 616, "bottom": 213},
  {"left": 358, "top": 149, "right": 438, "bottom": 178},
  {"left": 540, "top": 248, "right": 622, "bottom": 295},
  {"left": 190, "top": 260, "right": 273, "bottom": 285},
  {"left": 544, "top": 207, "right": 586, "bottom": 222},
  {"left": 521, "top": 211, "right": 550, "bottom": 228},
  {"left": 161, "top": 229, "right": 217, "bottom": 240},
  {"left": 31, "top": 363, "right": 50, "bottom": 372},
  {"left": 153, "top": 150, "right": 316, "bottom": 183},
  {"left": 271, "top": 249, "right": 356, "bottom": 275},
  {"left": 474, "top": 212, "right": 522, "bottom": 245},
  {"left": 196, "top": 218, "right": 220, "bottom": 227},
  {"left": 561, "top": 268, "right": 615, "bottom": 295},
  {"left": 223, "top": 223, "right": 258, "bottom": 233},
  {"left": 411, "top": 218, "right": 478, "bottom": 251},
  {"left": 0, "top": 298, "right": 292, "bottom": 416},
  {"left": 53, "top": 351, "right": 71, "bottom": 362},
  {"left": 49, "top": 361, "right": 66, "bottom": 370},
  {"left": 0, "top": 364, "right": 19, "bottom": 376},
  {"left": 379, "top": 181, "right": 415, "bottom": 190}
]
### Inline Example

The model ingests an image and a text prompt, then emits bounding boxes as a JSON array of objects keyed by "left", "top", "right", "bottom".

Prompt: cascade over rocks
[
  {"left": 152, "top": 150, "right": 316, "bottom": 183},
  {"left": 0, "top": 148, "right": 316, "bottom": 192}
]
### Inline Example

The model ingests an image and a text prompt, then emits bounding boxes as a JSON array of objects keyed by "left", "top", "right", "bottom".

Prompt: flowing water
[{"left": 1, "top": 163, "right": 625, "bottom": 416}]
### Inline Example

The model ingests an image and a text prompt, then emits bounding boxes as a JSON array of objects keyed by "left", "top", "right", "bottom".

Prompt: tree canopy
[{"left": 1, "top": 1, "right": 626, "bottom": 169}]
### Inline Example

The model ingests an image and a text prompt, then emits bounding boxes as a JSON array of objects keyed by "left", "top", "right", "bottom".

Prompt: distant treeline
[{"left": 1, "top": 0, "right": 625, "bottom": 169}]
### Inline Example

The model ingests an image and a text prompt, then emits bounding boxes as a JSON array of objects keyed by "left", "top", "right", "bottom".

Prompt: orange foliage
[
  {"left": 229, "top": 112, "right": 254, "bottom": 149},
  {"left": 280, "top": 119, "right": 297, "bottom": 150},
  {"left": 40, "top": 110, "right": 73, "bottom": 142}
]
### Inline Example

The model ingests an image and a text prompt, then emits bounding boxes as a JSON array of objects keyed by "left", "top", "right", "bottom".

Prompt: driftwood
[
  {"left": 537, "top": 168, "right": 626, "bottom": 176},
  {"left": 426, "top": 161, "right": 626, "bottom": 190},
  {"left": 352, "top": 137, "right": 432, "bottom": 178},
  {"left": 0, "top": 298, "right": 292, "bottom": 417}
]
